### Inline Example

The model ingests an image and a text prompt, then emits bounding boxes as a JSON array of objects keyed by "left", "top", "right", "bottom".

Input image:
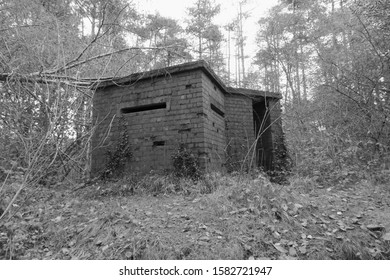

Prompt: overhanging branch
[{"left": 0, "top": 45, "right": 179, "bottom": 88}]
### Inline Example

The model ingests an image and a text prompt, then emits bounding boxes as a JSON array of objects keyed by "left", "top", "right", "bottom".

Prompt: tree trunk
[{"left": 300, "top": 44, "right": 307, "bottom": 100}]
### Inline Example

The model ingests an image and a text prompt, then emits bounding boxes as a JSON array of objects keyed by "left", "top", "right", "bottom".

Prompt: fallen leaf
[
  {"left": 288, "top": 241, "right": 297, "bottom": 247},
  {"left": 51, "top": 216, "right": 62, "bottom": 223},
  {"left": 368, "top": 247, "right": 381, "bottom": 257},
  {"left": 278, "top": 254, "right": 297, "bottom": 260},
  {"left": 382, "top": 232, "right": 390, "bottom": 241},
  {"left": 298, "top": 246, "right": 307, "bottom": 254},
  {"left": 289, "top": 247, "right": 297, "bottom": 256},
  {"left": 45, "top": 251, "right": 53, "bottom": 257},
  {"left": 199, "top": 224, "right": 207, "bottom": 230},
  {"left": 238, "top": 207, "right": 248, "bottom": 213},
  {"left": 125, "top": 250, "right": 133, "bottom": 259},
  {"left": 280, "top": 239, "right": 289, "bottom": 245},
  {"left": 273, "top": 231, "right": 281, "bottom": 239},
  {"left": 337, "top": 220, "right": 345, "bottom": 226},
  {"left": 294, "top": 203, "right": 303, "bottom": 209},
  {"left": 61, "top": 248, "right": 69, "bottom": 254},
  {"left": 273, "top": 244, "right": 288, "bottom": 254},
  {"left": 198, "top": 236, "right": 210, "bottom": 242},
  {"left": 320, "top": 218, "right": 330, "bottom": 224},
  {"left": 366, "top": 225, "right": 385, "bottom": 231},
  {"left": 351, "top": 218, "right": 360, "bottom": 224}
]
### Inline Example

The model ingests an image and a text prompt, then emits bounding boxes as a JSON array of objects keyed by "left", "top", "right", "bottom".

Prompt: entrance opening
[{"left": 253, "top": 99, "right": 273, "bottom": 170}]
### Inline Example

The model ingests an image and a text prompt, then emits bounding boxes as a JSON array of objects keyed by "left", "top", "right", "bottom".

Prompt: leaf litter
[{"left": 1, "top": 174, "right": 390, "bottom": 260}]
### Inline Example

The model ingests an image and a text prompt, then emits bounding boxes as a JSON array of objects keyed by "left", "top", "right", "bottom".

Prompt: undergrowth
[
  {"left": 87, "top": 172, "right": 222, "bottom": 199},
  {"left": 2, "top": 168, "right": 390, "bottom": 260},
  {"left": 101, "top": 116, "right": 132, "bottom": 180},
  {"left": 171, "top": 145, "right": 201, "bottom": 180}
]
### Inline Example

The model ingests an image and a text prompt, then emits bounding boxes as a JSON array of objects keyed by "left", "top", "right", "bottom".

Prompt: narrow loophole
[
  {"left": 153, "top": 141, "right": 165, "bottom": 147},
  {"left": 210, "top": 103, "right": 225, "bottom": 117},
  {"left": 121, "top": 102, "right": 166, "bottom": 114}
]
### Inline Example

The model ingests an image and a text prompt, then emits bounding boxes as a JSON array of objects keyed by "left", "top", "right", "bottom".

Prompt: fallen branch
[{"left": 0, "top": 45, "right": 180, "bottom": 88}]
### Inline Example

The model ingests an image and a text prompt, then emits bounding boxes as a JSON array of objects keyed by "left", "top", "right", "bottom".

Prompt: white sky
[{"left": 133, "top": 0, "right": 280, "bottom": 66}]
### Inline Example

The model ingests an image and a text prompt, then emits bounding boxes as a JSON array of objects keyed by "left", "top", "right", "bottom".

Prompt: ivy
[
  {"left": 171, "top": 145, "right": 201, "bottom": 180},
  {"left": 101, "top": 116, "right": 132, "bottom": 180}
]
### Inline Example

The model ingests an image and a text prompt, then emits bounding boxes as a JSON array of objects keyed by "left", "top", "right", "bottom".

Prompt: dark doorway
[{"left": 253, "top": 99, "right": 273, "bottom": 170}]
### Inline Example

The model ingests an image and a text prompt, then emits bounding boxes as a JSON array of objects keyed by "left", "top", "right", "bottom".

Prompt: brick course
[{"left": 224, "top": 94, "right": 256, "bottom": 171}]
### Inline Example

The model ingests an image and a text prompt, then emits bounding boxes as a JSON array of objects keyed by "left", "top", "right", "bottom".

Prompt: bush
[
  {"left": 101, "top": 116, "right": 132, "bottom": 180},
  {"left": 171, "top": 145, "right": 201, "bottom": 180}
]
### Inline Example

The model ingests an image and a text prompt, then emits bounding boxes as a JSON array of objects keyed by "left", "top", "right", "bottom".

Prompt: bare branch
[
  {"left": 58, "top": 45, "right": 176, "bottom": 72},
  {"left": 61, "top": 3, "right": 112, "bottom": 72}
]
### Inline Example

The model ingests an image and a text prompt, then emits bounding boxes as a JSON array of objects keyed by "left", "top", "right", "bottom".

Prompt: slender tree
[{"left": 185, "top": 0, "right": 224, "bottom": 70}]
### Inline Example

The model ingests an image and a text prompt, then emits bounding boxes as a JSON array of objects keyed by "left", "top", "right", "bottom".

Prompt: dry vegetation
[{"left": 1, "top": 171, "right": 390, "bottom": 260}]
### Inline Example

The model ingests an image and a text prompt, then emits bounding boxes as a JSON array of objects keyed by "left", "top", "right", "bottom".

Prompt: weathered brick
[{"left": 91, "top": 61, "right": 285, "bottom": 177}]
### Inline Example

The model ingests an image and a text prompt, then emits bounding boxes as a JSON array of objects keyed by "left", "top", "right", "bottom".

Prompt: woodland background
[{"left": 0, "top": 0, "right": 390, "bottom": 260}]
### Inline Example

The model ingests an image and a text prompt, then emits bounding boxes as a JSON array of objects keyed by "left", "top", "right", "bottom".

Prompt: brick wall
[
  {"left": 91, "top": 69, "right": 206, "bottom": 176},
  {"left": 224, "top": 94, "right": 256, "bottom": 171},
  {"left": 91, "top": 62, "right": 286, "bottom": 177},
  {"left": 200, "top": 72, "right": 226, "bottom": 172}
]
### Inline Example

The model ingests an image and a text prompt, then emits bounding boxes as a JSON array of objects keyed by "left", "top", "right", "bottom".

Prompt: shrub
[
  {"left": 267, "top": 144, "right": 292, "bottom": 184},
  {"left": 171, "top": 145, "right": 201, "bottom": 180},
  {"left": 101, "top": 116, "right": 132, "bottom": 180}
]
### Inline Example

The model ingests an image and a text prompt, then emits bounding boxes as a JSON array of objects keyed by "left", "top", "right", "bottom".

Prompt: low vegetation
[{"left": 1, "top": 168, "right": 389, "bottom": 260}]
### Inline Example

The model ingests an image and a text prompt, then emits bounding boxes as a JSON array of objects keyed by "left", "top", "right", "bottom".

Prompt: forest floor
[{"left": 1, "top": 173, "right": 390, "bottom": 260}]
